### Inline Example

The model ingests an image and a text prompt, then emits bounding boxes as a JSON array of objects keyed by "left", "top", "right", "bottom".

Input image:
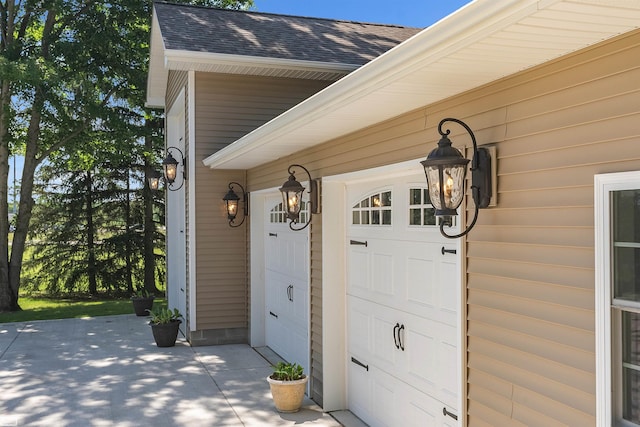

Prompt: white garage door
[
  {"left": 347, "top": 175, "right": 460, "bottom": 427},
  {"left": 264, "top": 195, "right": 310, "bottom": 374}
]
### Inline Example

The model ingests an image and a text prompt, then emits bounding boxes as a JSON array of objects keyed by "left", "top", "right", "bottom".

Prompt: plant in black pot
[
  {"left": 148, "top": 307, "right": 182, "bottom": 347},
  {"left": 131, "top": 289, "right": 155, "bottom": 316},
  {"left": 267, "top": 362, "right": 308, "bottom": 413}
]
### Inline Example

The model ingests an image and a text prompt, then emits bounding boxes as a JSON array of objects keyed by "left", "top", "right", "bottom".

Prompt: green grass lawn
[{"left": 0, "top": 297, "right": 167, "bottom": 323}]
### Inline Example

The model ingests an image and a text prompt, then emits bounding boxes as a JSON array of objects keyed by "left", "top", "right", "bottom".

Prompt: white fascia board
[
  {"left": 146, "top": 11, "right": 167, "bottom": 108},
  {"left": 164, "top": 49, "right": 359, "bottom": 74},
  {"left": 202, "top": 0, "right": 540, "bottom": 169},
  {"left": 145, "top": 96, "right": 165, "bottom": 109}
]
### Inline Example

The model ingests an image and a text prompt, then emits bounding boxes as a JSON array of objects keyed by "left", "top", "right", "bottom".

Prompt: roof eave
[
  {"left": 146, "top": 5, "right": 363, "bottom": 108},
  {"left": 203, "top": 0, "right": 640, "bottom": 170}
]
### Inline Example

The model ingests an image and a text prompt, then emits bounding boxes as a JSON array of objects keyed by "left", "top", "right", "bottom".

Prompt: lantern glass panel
[
  {"left": 164, "top": 163, "right": 177, "bottom": 183},
  {"left": 283, "top": 189, "right": 304, "bottom": 218},
  {"left": 227, "top": 200, "right": 238, "bottom": 218},
  {"left": 148, "top": 177, "right": 160, "bottom": 191},
  {"left": 425, "top": 164, "right": 467, "bottom": 211}
]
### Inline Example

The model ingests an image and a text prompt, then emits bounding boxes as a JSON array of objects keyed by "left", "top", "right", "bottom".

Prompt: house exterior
[{"left": 147, "top": 1, "right": 640, "bottom": 426}]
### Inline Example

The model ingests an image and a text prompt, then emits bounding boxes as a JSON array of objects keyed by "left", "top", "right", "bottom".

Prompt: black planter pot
[
  {"left": 150, "top": 320, "right": 182, "bottom": 347},
  {"left": 131, "top": 296, "right": 155, "bottom": 316}
]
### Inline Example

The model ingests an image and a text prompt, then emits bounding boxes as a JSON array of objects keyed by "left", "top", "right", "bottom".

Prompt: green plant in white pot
[{"left": 267, "top": 362, "right": 308, "bottom": 413}]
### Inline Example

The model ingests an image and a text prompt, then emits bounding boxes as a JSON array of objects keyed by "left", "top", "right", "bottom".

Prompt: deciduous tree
[{"left": 0, "top": 0, "right": 253, "bottom": 311}]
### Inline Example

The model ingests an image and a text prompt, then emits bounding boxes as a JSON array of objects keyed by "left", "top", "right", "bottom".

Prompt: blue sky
[{"left": 253, "top": 0, "right": 474, "bottom": 28}]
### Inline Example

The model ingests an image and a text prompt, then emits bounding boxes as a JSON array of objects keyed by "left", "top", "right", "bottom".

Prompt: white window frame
[{"left": 595, "top": 171, "right": 640, "bottom": 427}]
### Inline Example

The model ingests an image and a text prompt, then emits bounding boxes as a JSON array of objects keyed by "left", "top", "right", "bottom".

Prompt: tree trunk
[
  {"left": 0, "top": 78, "right": 15, "bottom": 311},
  {"left": 143, "top": 131, "right": 158, "bottom": 295},
  {"left": 7, "top": 86, "right": 46, "bottom": 311},
  {"left": 125, "top": 169, "right": 133, "bottom": 295},
  {"left": 86, "top": 170, "right": 97, "bottom": 295}
]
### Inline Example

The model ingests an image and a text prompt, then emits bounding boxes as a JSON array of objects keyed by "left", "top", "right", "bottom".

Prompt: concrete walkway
[{"left": 0, "top": 315, "right": 343, "bottom": 427}]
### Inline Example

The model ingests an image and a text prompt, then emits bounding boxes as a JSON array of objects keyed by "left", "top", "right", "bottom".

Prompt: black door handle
[
  {"left": 393, "top": 323, "right": 400, "bottom": 349},
  {"left": 441, "top": 246, "right": 456, "bottom": 255},
  {"left": 350, "top": 357, "right": 369, "bottom": 371},
  {"left": 398, "top": 324, "right": 405, "bottom": 351},
  {"left": 349, "top": 240, "right": 368, "bottom": 247},
  {"left": 269, "top": 232, "right": 277, "bottom": 237},
  {"left": 443, "top": 407, "right": 458, "bottom": 420},
  {"left": 269, "top": 311, "right": 278, "bottom": 318},
  {"left": 287, "top": 285, "right": 293, "bottom": 302}
]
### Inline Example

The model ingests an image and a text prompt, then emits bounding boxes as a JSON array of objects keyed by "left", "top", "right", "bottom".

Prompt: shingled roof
[{"left": 153, "top": 2, "right": 422, "bottom": 66}]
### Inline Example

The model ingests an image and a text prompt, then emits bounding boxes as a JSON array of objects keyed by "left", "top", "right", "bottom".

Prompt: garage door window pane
[
  {"left": 409, "top": 188, "right": 436, "bottom": 226},
  {"left": 424, "top": 208, "right": 436, "bottom": 226},
  {"left": 352, "top": 191, "right": 392, "bottom": 226},
  {"left": 410, "top": 189, "right": 422, "bottom": 205},
  {"left": 410, "top": 208, "right": 421, "bottom": 225},
  {"left": 270, "top": 203, "right": 287, "bottom": 223},
  {"left": 382, "top": 210, "right": 391, "bottom": 225},
  {"left": 372, "top": 210, "right": 380, "bottom": 225},
  {"left": 381, "top": 191, "right": 391, "bottom": 206}
]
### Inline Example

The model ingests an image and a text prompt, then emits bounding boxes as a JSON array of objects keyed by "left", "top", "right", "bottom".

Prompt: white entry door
[
  {"left": 264, "top": 195, "right": 310, "bottom": 374},
  {"left": 166, "top": 98, "right": 187, "bottom": 334},
  {"left": 346, "top": 175, "right": 460, "bottom": 427}
]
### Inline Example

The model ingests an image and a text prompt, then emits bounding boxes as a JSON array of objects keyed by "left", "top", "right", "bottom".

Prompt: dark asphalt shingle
[{"left": 154, "top": 2, "right": 422, "bottom": 66}]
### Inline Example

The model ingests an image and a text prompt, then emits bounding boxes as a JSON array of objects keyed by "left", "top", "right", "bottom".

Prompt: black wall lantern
[
  {"left": 222, "top": 182, "right": 247, "bottom": 227},
  {"left": 421, "top": 118, "right": 492, "bottom": 239},
  {"left": 279, "top": 164, "right": 319, "bottom": 231},
  {"left": 148, "top": 169, "right": 162, "bottom": 191},
  {"left": 162, "top": 146, "right": 186, "bottom": 191}
]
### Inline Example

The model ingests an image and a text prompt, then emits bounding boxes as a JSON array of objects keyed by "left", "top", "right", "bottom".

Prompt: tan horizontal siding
[
  {"left": 310, "top": 218, "right": 323, "bottom": 405},
  {"left": 464, "top": 31, "right": 640, "bottom": 426},
  {"left": 193, "top": 72, "right": 330, "bottom": 332},
  {"left": 194, "top": 168, "right": 247, "bottom": 330},
  {"left": 471, "top": 225, "right": 594, "bottom": 247},
  {"left": 245, "top": 29, "right": 640, "bottom": 422},
  {"left": 468, "top": 347, "right": 594, "bottom": 413}
]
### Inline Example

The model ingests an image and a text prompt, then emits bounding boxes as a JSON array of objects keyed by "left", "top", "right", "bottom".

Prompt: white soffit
[{"left": 203, "top": 0, "right": 640, "bottom": 170}]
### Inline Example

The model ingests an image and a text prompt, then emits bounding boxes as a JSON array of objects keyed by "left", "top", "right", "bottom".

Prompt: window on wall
[
  {"left": 611, "top": 190, "right": 640, "bottom": 425},
  {"left": 595, "top": 172, "right": 640, "bottom": 427},
  {"left": 352, "top": 191, "right": 391, "bottom": 225}
]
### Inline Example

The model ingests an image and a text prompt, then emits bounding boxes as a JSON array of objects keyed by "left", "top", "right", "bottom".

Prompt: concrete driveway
[{"left": 0, "top": 315, "right": 345, "bottom": 427}]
